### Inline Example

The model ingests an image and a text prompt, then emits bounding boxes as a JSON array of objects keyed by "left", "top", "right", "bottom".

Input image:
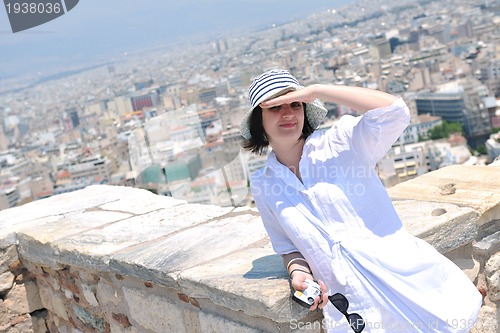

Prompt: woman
[{"left": 240, "top": 69, "right": 481, "bottom": 332}]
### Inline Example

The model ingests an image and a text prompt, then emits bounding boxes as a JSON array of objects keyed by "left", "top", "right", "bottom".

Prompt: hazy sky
[{"left": 0, "top": 0, "right": 353, "bottom": 78}]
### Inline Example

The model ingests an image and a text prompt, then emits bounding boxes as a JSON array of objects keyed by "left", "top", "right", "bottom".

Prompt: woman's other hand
[
  {"left": 291, "top": 271, "right": 328, "bottom": 311},
  {"left": 309, "top": 280, "right": 328, "bottom": 311}
]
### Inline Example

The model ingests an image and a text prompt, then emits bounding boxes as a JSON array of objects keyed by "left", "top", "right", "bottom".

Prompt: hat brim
[{"left": 240, "top": 86, "right": 327, "bottom": 140}]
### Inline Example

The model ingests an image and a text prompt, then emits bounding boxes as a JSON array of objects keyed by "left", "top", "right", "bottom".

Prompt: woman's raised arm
[{"left": 260, "top": 84, "right": 398, "bottom": 113}]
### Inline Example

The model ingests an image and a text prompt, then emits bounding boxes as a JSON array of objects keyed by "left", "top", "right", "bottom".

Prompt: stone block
[
  {"left": 122, "top": 286, "right": 187, "bottom": 333},
  {"left": 0, "top": 185, "right": 135, "bottom": 229},
  {"left": 81, "top": 284, "right": 99, "bottom": 308},
  {"left": 388, "top": 165, "right": 500, "bottom": 225},
  {"left": 473, "top": 231, "right": 500, "bottom": 257},
  {"left": 98, "top": 187, "right": 185, "bottom": 214},
  {"left": 199, "top": 312, "right": 262, "bottom": 333},
  {"left": 72, "top": 304, "right": 105, "bottom": 333},
  {"left": 15, "top": 210, "right": 131, "bottom": 268},
  {"left": 179, "top": 243, "right": 302, "bottom": 323},
  {"left": 31, "top": 312, "right": 49, "bottom": 333},
  {"left": 96, "top": 279, "right": 121, "bottom": 306},
  {"left": 0, "top": 245, "right": 18, "bottom": 274},
  {"left": 3, "top": 281, "right": 43, "bottom": 314},
  {"left": 392, "top": 200, "right": 478, "bottom": 253},
  {"left": 110, "top": 213, "right": 269, "bottom": 287},
  {"left": 38, "top": 284, "right": 68, "bottom": 321},
  {"left": 0, "top": 272, "right": 14, "bottom": 294},
  {"left": 110, "top": 320, "right": 139, "bottom": 333},
  {"left": 6, "top": 314, "right": 33, "bottom": 333},
  {"left": 470, "top": 305, "right": 498, "bottom": 333},
  {"left": 485, "top": 252, "right": 500, "bottom": 302},
  {"left": 45, "top": 203, "right": 232, "bottom": 271},
  {"left": 181, "top": 308, "right": 201, "bottom": 333},
  {"left": 453, "top": 258, "right": 480, "bottom": 282},
  {"left": 0, "top": 186, "right": 178, "bottom": 249}
]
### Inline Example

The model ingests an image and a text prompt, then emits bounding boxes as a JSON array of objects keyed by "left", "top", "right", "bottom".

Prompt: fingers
[
  {"left": 318, "top": 281, "right": 329, "bottom": 309},
  {"left": 290, "top": 270, "right": 314, "bottom": 291},
  {"left": 260, "top": 95, "right": 291, "bottom": 107},
  {"left": 291, "top": 279, "right": 309, "bottom": 292},
  {"left": 260, "top": 91, "right": 306, "bottom": 108},
  {"left": 309, "top": 280, "right": 328, "bottom": 311},
  {"left": 261, "top": 86, "right": 316, "bottom": 108}
]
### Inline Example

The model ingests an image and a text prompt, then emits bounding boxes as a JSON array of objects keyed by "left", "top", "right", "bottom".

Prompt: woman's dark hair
[{"left": 242, "top": 103, "right": 314, "bottom": 154}]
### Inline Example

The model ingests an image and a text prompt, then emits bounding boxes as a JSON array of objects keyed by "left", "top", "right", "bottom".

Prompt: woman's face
[{"left": 261, "top": 100, "right": 305, "bottom": 146}]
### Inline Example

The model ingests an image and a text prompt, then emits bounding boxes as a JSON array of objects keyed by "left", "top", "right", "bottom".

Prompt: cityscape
[{"left": 0, "top": 0, "right": 499, "bottom": 210}]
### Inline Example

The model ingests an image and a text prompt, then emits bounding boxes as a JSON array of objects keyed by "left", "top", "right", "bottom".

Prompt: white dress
[{"left": 251, "top": 98, "right": 482, "bottom": 332}]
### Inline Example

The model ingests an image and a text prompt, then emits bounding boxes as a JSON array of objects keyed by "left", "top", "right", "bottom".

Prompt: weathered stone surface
[
  {"left": 72, "top": 304, "right": 105, "bottom": 333},
  {"left": 31, "top": 312, "right": 49, "bottom": 333},
  {"left": 473, "top": 231, "right": 500, "bottom": 256},
  {"left": 0, "top": 246, "right": 18, "bottom": 274},
  {"left": 0, "top": 185, "right": 171, "bottom": 249},
  {"left": 122, "top": 286, "right": 187, "bottom": 333},
  {"left": 181, "top": 308, "right": 201, "bottom": 333},
  {"left": 6, "top": 314, "right": 33, "bottom": 333},
  {"left": 110, "top": 213, "right": 269, "bottom": 287},
  {"left": 0, "top": 185, "right": 137, "bottom": 227},
  {"left": 3, "top": 281, "right": 43, "bottom": 314},
  {"left": 453, "top": 258, "right": 480, "bottom": 282},
  {"left": 15, "top": 211, "right": 131, "bottom": 268},
  {"left": 111, "top": 312, "right": 130, "bottom": 328},
  {"left": 0, "top": 215, "right": 65, "bottom": 250},
  {"left": 392, "top": 200, "right": 478, "bottom": 253},
  {"left": 470, "top": 305, "right": 498, "bottom": 333},
  {"left": 485, "top": 252, "right": 500, "bottom": 302},
  {"left": 19, "top": 210, "right": 132, "bottom": 245},
  {"left": 96, "top": 278, "right": 121, "bottom": 306},
  {"left": 0, "top": 271, "right": 14, "bottom": 293},
  {"left": 0, "top": 299, "right": 11, "bottom": 327},
  {"left": 98, "top": 188, "right": 185, "bottom": 215},
  {"left": 179, "top": 243, "right": 306, "bottom": 323},
  {"left": 388, "top": 165, "right": 500, "bottom": 225},
  {"left": 38, "top": 284, "right": 69, "bottom": 321},
  {"left": 199, "top": 312, "right": 261, "bottom": 333},
  {"left": 109, "top": 320, "right": 139, "bottom": 333},
  {"left": 81, "top": 284, "right": 99, "bottom": 308},
  {"left": 43, "top": 203, "right": 232, "bottom": 271}
]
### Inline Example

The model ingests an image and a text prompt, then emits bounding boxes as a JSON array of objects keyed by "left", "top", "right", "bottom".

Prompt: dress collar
[{"left": 263, "top": 151, "right": 305, "bottom": 191}]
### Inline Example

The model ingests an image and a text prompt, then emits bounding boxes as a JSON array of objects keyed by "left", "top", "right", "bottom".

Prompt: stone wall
[{"left": 0, "top": 164, "right": 498, "bottom": 333}]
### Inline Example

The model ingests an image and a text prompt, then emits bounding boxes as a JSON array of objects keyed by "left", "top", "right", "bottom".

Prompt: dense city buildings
[{"left": 0, "top": 0, "right": 498, "bottom": 209}]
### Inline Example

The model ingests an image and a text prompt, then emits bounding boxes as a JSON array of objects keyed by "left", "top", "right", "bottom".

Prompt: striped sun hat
[{"left": 240, "top": 69, "right": 327, "bottom": 140}]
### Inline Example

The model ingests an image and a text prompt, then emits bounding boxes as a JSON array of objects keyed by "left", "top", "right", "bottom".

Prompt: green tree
[
  {"left": 476, "top": 145, "right": 487, "bottom": 155},
  {"left": 427, "top": 121, "right": 464, "bottom": 140}
]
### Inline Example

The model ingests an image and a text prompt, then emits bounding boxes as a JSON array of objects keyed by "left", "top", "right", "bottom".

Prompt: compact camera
[{"left": 292, "top": 279, "right": 321, "bottom": 308}]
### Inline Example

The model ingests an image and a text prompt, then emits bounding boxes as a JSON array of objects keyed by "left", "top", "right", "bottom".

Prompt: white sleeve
[
  {"left": 251, "top": 178, "right": 299, "bottom": 255},
  {"left": 327, "top": 98, "right": 410, "bottom": 166},
  {"left": 352, "top": 97, "right": 410, "bottom": 165}
]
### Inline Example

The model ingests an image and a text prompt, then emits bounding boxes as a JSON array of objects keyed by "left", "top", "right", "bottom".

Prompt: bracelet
[
  {"left": 289, "top": 268, "right": 313, "bottom": 280},
  {"left": 286, "top": 257, "right": 309, "bottom": 271}
]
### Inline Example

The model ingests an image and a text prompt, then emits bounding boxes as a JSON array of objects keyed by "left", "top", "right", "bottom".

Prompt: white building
[
  {"left": 485, "top": 132, "right": 500, "bottom": 163},
  {"left": 0, "top": 186, "right": 20, "bottom": 210},
  {"left": 378, "top": 143, "right": 429, "bottom": 185},
  {"left": 68, "top": 156, "right": 113, "bottom": 183},
  {"left": 396, "top": 114, "right": 443, "bottom": 145}
]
